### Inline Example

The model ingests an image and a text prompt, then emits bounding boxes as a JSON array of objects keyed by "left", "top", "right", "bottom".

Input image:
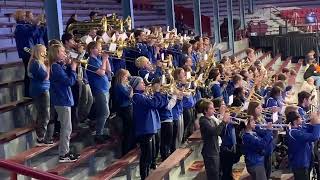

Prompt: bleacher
[{"left": 0, "top": 0, "right": 313, "bottom": 179}]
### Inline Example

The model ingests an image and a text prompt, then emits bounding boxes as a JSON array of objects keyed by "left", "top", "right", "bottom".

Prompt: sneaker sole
[{"left": 59, "top": 159, "right": 77, "bottom": 163}]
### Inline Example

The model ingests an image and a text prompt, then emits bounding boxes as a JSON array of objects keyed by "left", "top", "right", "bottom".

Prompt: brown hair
[
  {"left": 182, "top": 43, "right": 192, "bottom": 54},
  {"left": 14, "top": 10, "right": 26, "bottom": 22},
  {"left": 246, "top": 48, "right": 254, "bottom": 55},
  {"left": 247, "top": 101, "right": 260, "bottom": 119},
  {"left": 86, "top": 41, "right": 99, "bottom": 54},
  {"left": 114, "top": 69, "right": 130, "bottom": 85},
  {"left": 173, "top": 67, "right": 184, "bottom": 81},
  {"left": 201, "top": 99, "right": 213, "bottom": 114}
]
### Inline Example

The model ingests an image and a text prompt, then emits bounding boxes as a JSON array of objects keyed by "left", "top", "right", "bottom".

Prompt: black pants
[
  {"left": 22, "top": 56, "right": 30, "bottom": 97},
  {"left": 160, "top": 122, "right": 173, "bottom": 161},
  {"left": 182, "top": 108, "right": 194, "bottom": 143},
  {"left": 138, "top": 134, "right": 153, "bottom": 180},
  {"left": 33, "top": 91, "right": 51, "bottom": 141},
  {"left": 247, "top": 165, "right": 267, "bottom": 180},
  {"left": 151, "top": 130, "right": 160, "bottom": 168},
  {"left": 118, "top": 105, "right": 135, "bottom": 156},
  {"left": 202, "top": 155, "right": 220, "bottom": 180},
  {"left": 264, "top": 154, "right": 272, "bottom": 179},
  {"left": 171, "top": 120, "right": 178, "bottom": 153},
  {"left": 220, "top": 149, "right": 234, "bottom": 180},
  {"left": 293, "top": 168, "right": 309, "bottom": 180}
]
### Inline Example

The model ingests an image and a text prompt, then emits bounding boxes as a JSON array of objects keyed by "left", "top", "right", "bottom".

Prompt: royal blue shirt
[
  {"left": 286, "top": 125, "right": 320, "bottom": 169},
  {"left": 14, "top": 21, "right": 40, "bottom": 59},
  {"left": 113, "top": 83, "right": 132, "bottom": 108},
  {"left": 28, "top": 60, "right": 50, "bottom": 97},
  {"left": 132, "top": 91, "right": 168, "bottom": 137},
  {"left": 221, "top": 123, "right": 237, "bottom": 149},
  {"left": 298, "top": 106, "right": 308, "bottom": 122},
  {"left": 138, "top": 67, "right": 162, "bottom": 83},
  {"left": 211, "top": 82, "right": 222, "bottom": 99},
  {"left": 172, "top": 99, "right": 183, "bottom": 120},
  {"left": 242, "top": 130, "right": 273, "bottom": 167},
  {"left": 50, "top": 62, "right": 76, "bottom": 106},
  {"left": 87, "top": 56, "right": 110, "bottom": 94}
]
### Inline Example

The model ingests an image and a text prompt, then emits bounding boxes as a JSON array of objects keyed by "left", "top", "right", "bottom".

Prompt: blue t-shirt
[{"left": 87, "top": 56, "right": 110, "bottom": 94}]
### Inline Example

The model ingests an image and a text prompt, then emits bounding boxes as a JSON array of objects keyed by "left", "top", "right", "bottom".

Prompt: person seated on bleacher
[
  {"left": 300, "top": 77, "right": 318, "bottom": 106},
  {"left": 304, "top": 58, "right": 320, "bottom": 88},
  {"left": 81, "top": 28, "right": 98, "bottom": 44}
]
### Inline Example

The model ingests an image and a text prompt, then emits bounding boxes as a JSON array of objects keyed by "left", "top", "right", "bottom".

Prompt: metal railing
[{"left": 0, "top": 159, "right": 67, "bottom": 180}]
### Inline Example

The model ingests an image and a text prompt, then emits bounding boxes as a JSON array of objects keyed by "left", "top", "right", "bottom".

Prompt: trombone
[{"left": 256, "top": 123, "right": 290, "bottom": 131}]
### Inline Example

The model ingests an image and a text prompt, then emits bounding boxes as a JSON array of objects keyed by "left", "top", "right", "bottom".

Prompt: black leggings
[
  {"left": 138, "top": 134, "right": 153, "bottom": 180},
  {"left": 118, "top": 106, "right": 135, "bottom": 156},
  {"left": 151, "top": 130, "right": 160, "bottom": 167},
  {"left": 182, "top": 108, "right": 194, "bottom": 143},
  {"left": 160, "top": 122, "right": 173, "bottom": 161},
  {"left": 171, "top": 120, "right": 178, "bottom": 153},
  {"left": 220, "top": 149, "right": 235, "bottom": 180},
  {"left": 22, "top": 56, "right": 30, "bottom": 97}
]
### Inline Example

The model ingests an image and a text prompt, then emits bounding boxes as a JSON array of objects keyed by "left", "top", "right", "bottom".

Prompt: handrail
[{"left": 0, "top": 159, "right": 67, "bottom": 180}]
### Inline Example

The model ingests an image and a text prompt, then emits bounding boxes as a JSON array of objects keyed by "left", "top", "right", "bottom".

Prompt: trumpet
[
  {"left": 213, "top": 112, "right": 248, "bottom": 125},
  {"left": 256, "top": 123, "right": 290, "bottom": 131}
]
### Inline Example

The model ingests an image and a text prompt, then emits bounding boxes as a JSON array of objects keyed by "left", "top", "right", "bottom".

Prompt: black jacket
[
  {"left": 199, "top": 116, "right": 225, "bottom": 157},
  {"left": 304, "top": 64, "right": 320, "bottom": 80}
]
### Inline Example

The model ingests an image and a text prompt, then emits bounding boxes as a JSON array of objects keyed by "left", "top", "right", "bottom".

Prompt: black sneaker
[
  {"left": 69, "top": 152, "right": 80, "bottom": 159},
  {"left": 44, "top": 139, "right": 54, "bottom": 145},
  {"left": 59, "top": 153, "right": 78, "bottom": 163},
  {"left": 35, "top": 139, "right": 45, "bottom": 147}
]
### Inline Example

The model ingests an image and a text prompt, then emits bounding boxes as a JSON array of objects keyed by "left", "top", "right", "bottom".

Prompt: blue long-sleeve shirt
[
  {"left": 221, "top": 123, "right": 237, "bottom": 149},
  {"left": 172, "top": 99, "right": 183, "bottom": 120},
  {"left": 138, "top": 67, "right": 162, "bottom": 83},
  {"left": 211, "top": 81, "right": 222, "bottom": 99},
  {"left": 286, "top": 125, "right": 320, "bottom": 169},
  {"left": 242, "top": 130, "right": 273, "bottom": 167},
  {"left": 50, "top": 62, "right": 76, "bottom": 106},
  {"left": 113, "top": 84, "right": 132, "bottom": 108},
  {"left": 132, "top": 90, "right": 168, "bottom": 137},
  {"left": 28, "top": 60, "right": 50, "bottom": 97},
  {"left": 14, "top": 21, "right": 40, "bottom": 59}
]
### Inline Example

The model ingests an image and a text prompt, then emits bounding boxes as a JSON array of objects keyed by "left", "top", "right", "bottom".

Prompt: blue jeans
[
  {"left": 312, "top": 76, "right": 320, "bottom": 87},
  {"left": 92, "top": 91, "right": 110, "bottom": 135}
]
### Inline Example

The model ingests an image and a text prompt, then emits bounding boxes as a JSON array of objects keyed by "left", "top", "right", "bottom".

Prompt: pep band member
[
  {"left": 242, "top": 117, "right": 273, "bottom": 180},
  {"left": 199, "top": 99, "right": 230, "bottom": 180},
  {"left": 28, "top": 44, "right": 54, "bottom": 146},
  {"left": 49, "top": 44, "right": 79, "bottom": 162},
  {"left": 86, "top": 41, "right": 112, "bottom": 144},
  {"left": 286, "top": 111, "right": 320, "bottom": 180},
  {"left": 129, "top": 76, "right": 168, "bottom": 180}
]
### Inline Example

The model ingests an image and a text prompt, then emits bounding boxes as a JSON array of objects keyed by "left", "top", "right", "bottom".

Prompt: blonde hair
[
  {"left": 14, "top": 10, "right": 26, "bottom": 22},
  {"left": 135, "top": 56, "right": 149, "bottom": 68},
  {"left": 28, "top": 44, "right": 47, "bottom": 71},
  {"left": 48, "top": 44, "right": 65, "bottom": 65}
]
